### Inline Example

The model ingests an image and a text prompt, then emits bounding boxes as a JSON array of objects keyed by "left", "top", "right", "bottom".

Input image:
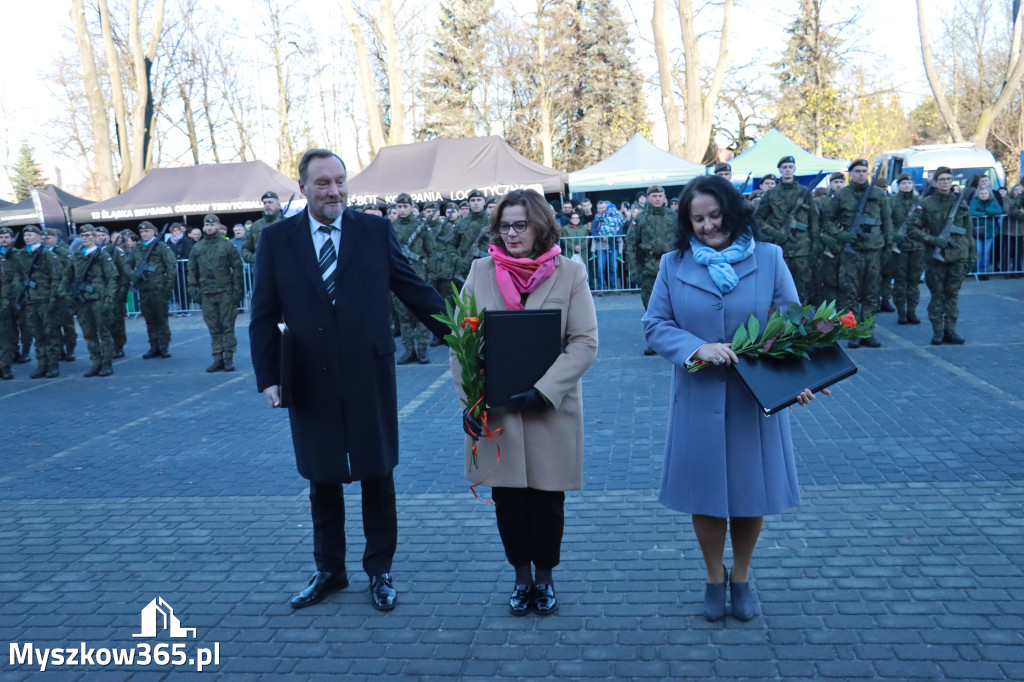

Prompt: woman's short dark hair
[
  {"left": 675, "top": 175, "right": 759, "bottom": 252},
  {"left": 489, "top": 189, "right": 561, "bottom": 254}
]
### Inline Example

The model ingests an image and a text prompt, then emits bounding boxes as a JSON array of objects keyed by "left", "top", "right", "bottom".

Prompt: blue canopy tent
[
  {"left": 568, "top": 134, "right": 705, "bottom": 193},
  {"left": 726, "top": 129, "right": 849, "bottom": 190}
]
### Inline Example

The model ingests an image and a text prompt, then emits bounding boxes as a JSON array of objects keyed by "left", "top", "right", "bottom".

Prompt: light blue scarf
[{"left": 689, "top": 230, "right": 755, "bottom": 293}]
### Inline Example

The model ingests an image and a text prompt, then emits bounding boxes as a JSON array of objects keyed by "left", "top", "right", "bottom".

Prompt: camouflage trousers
[
  {"left": 925, "top": 261, "right": 968, "bottom": 332},
  {"left": 58, "top": 301, "right": 77, "bottom": 355},
  {"left": 200, "top": 292, "right": 239, "bottom": 355},
  {"left": 891, "top": 249, "right": 926, "bottom": 312},
  {"left": 24, "top": 302, "right": 60, "bottom": 367},
  {"left": 879, "top": 251, "right": 898, "bottom": 299},
  {"left": 783, "top": 254, "right": 814, "bottom": 305},
  {"left": 639, "top": 268, "right": 660, "bottom": 309},
  {"left": 139, "top": 287, "right": 172, "bottom": 351},
  {"left": 816, "top": 251, "right": 841, "bottom": 305},
  {"left": 77, "top": 301, "right": 113, "bottom": 364},
  {"left": 0, "top": 304, "right": 14, "bottom": 368},
  {"left": 838, "top": 250, "right": 882, "bottom": 323},
  {"left": 397, "top": 299, "right": 430, "bottom": 353},
  {"left": 106, "top": 284, "right": 129, "bottom": 350}
]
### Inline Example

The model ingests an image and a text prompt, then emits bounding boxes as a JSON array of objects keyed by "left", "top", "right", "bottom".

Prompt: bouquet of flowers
[
  {"left": 689, "top": 300, "right": 874, "bottom": 372},
  {"left": 432, "top": 284, "right": 501, "bottom": 468}
]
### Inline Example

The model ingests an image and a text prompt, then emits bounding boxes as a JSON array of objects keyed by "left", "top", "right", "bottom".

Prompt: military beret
[
  {"left": 761, "top": 174, "right": 778, "bottom": 183},
  {"left": 669, "top": 196, "right": 679, "bottom": 204},
  {"left": 873, "top": 177, "right": 889, "bottom": 188},
  {"left": 0, "top": 227, "right": 13, "bottom": 236},
  {"left": 829, "top": 172, "right": 845, "bottom": 181},
  {"left": 78, "top": 224, "right": 96, "bottom": 234},
  {"left": 395, "top": 193, "right": 412, "bottom": 205},
  {"left": 22, "top": 224, "right": 43, "bottom": 235},
  {"left": 94, "top": 226, "right": 109, "bottom": 235},
  {"left": 897, "top": 173, "right": 913, "bottom": 183},
  {"left": 203, "top": 214, "right": 219, "bottom": 224},
  {"left": 43, "top": 228, "right": 61, "bottom": 237},
  {"left": 260, "top": 191, "right": 279, "bottom": 201},
  {"left": 777, "top": 155, "right": 795, "bottom": 167},
  {"left": 138, "top": 221, "right": 157, "bottom": 232},
  {"left": 646, "top": 185, "right": 666, "bottom": 195},
  {"left": 714, "top": 162, "right": 732, "bottom": 173},
  {"left": 458, "top": 202, "right": 468, "bottom": 208},
  {"left": 467, "top": 190, "right": 484, "bottom": 200},
  {"left": 848, "top": 158, "right": 869, "bottom": 171},
  {"left": 933, "top": 166, "right": 953, "bottom": 178}
]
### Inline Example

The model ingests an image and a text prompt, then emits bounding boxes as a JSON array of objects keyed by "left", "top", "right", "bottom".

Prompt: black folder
[
  {"left": 278, "top": 322, "right": 293, "bottom": 408},
  {"left": 731, "top": 342, "right": 857, "bottom": 416},
  {"left": 484, "top": 309, "right": 562, "bottom": 407}
]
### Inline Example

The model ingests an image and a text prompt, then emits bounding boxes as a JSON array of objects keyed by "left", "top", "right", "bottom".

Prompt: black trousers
[
  {"left": 309, "top": 471, "right": 397, "bottom": 577},
  {"left": 491, "top": 487, "right": 565, "bottom": 570}
]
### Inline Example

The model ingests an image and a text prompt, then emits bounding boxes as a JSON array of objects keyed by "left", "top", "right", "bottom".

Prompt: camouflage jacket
[
  {"left": 907, "top": 190, "right": 976, "bottom": 264},
  {"left": 9, "top": 246, "right": 62, "bottom": 307},
  {"left": 392, "top": 214, "right": 433, "bottom": 278},
  {"left": 755, "top": 180, "right": 820, "bottom": 257},
  {"left": 187, "top": 233, "right": 244, "bottom": 297},
  {"left": 128, "top": 238, "right": 177, "bottom": 292},
  {"left": 241, "top": 210, "right": 284, "bottom": 264},
  {"left": 822, "top": 182, "right": 893, "bottom": 253},
  {"left": 625, "top": 205, "right": 676, "bottom": 275},
  {"left": 104, "top": 242, "right": 133, "bottom": 286},
  {"left": 888, "top": 191, "right": 924, "bottom": 252},
  {"left": 63, "top": 246, "right": 117, "bottom": 304}
]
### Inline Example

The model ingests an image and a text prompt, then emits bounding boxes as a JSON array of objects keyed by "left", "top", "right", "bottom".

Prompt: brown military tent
[
  {"left": 346, "top": 136, "right": 566, "bottom": 205},
  {"left": 71, "top": 161, "right": 300, "bottom": 224}
]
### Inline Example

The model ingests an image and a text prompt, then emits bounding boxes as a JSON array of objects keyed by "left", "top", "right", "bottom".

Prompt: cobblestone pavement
[{"left": 1, "top": 277, "right": 1022, "bottom": 681}]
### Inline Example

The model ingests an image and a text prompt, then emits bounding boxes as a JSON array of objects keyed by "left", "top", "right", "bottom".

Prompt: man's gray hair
[{"left": 298, "top": 149, "right": 346, "bottom": 182}]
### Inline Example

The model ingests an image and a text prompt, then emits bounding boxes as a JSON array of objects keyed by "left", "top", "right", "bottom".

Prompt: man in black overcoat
[{"left": 249, "top": 149, "right": 448, "bottom": 611}]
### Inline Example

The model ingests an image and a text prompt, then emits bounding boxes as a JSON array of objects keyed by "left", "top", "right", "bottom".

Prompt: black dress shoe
[
  {"left": 534, "top": 583, "right": 557, "bottom": 615},
  {"left": 290, "top": 571, "right": 349, "bottom": 609},
  {"left": 369, "top": 573, "right": 397, "bottom": 611},
  {"left": 509, "top": 583, "right": 533, "bottom": 616}
]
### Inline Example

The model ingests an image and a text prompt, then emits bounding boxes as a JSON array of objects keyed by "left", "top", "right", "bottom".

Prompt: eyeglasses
[{"left": 497, "top": 221, "right": 529, "bottom": 234}]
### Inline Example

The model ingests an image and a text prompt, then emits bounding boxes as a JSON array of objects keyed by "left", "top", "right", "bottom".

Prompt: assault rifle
[
  {"left": 739, "top": 173, "right": 752, "bottom": 195},
  {"left": 133, "top": 223, "right": 170, "bottom": 282},
  {"left": 892, "top": 197, "right": 922, "bottom": 255},
  {"left": 400, "top": 206, "right": 438, "bottom": 263},
  {"left": 931, "top": 174, "right": 979, "bottom": 263},
  {"left": 69, "top": 248, "right": 103, "bottom": 312},
  {"left": 783, "top": 170, "right": 826, "bottom": 242},
  {"left": 13, "top": 248, "right": 43, "bottom": 311},
  {"left": 842, "top": 170, "right": 882, "bottom": 255}
]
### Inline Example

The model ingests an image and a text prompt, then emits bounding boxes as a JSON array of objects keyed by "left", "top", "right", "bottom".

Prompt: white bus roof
[{"left": 878, "top": 143, "right": 997, "bottom": 170}]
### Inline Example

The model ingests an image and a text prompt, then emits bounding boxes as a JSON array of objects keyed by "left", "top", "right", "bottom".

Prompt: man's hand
[{"left": 263, "top": 385, "right": 282, "bottom": 408}]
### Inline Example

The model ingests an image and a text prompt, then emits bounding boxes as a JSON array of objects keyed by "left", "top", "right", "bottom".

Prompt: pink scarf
[{"left": 488, "top": 243, "right": 561, "bottom": 310}]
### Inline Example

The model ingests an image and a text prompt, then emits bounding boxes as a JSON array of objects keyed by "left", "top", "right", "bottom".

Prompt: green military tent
[{"left": 727, "top": 129, "right": 849, "bottom": 189}]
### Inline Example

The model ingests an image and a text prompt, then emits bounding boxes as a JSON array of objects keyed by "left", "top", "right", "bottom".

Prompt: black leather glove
[
  {"left": 463, "top": 408, "right": 483, "bottom": 440},
  {"left": 507, "top": 387, "right": 551, "bottom": 413}
]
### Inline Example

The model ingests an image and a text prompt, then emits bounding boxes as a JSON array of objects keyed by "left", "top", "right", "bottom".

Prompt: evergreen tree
[
  {"left": 10, "top": 141, "right": 46, "bottom": 202},
  {"left": 558, "top": 0, "right": 650, "bottom": 170},
  {"left": 418, "top": 0, "right": 495, "bottom": 139},
  {"left": 771, "top": 0, "right": 847, "bottom": 158}
]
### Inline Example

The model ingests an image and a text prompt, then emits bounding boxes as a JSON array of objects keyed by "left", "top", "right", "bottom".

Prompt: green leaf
[
  {"left": 733, "top": 322, "right": 749, "bottom": 349},
  {"left": 786, "top": 303, "right": 804, "bottom": 324},
  {"left": 747, "top": 316, "right": 761, "bottom": 345},
  {"left": 762, "top": 315, "right": 785, "bottom": 342}
]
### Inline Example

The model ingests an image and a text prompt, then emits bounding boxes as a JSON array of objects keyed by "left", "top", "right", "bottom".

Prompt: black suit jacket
[{"left": 249, "top": 207, "right": 447, "bottom": 483}]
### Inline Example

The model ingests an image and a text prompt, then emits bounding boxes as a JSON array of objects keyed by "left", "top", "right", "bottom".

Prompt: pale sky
[{"left": 0, "top": 0, "right": 942, "bottom": 201}]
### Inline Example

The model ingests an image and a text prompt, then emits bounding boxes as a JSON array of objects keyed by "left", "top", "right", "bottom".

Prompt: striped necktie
[{"left": 318, "top": 225, "right": 337, "bottom": 304}]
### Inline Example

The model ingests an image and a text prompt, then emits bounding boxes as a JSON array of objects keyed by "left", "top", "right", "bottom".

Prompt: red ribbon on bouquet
[{"left": 467, "top": 395, "right": 503, "bottom": 503}]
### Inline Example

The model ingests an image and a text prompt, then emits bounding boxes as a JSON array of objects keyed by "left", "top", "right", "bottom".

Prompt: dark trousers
[
  {"left": 309, "top": 471, "right": 397, "bottom": 577},
  {"left": 491, "top": 487, "right": 565, "bottom": 570}
]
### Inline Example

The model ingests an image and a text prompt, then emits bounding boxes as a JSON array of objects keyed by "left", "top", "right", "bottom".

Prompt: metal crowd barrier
[
  {"left": 968, "top": 216, "right": 1024, "bottom": 278},
  {"left": 168, "top": 259, "right": 254, "bottom": 314},
  {"left": 559, "top": 235, "right": 640, "bottom": 293}
]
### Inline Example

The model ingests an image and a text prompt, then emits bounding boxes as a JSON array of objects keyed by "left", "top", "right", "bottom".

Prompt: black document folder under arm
[
  {"left": 278, "top": 322, "right": 293, "bottom": 408},
  {"left": 484, "top": 309, "right": 562, "bottom": 407},
  {"left": 731, "top": 342, "right": 857, "bottom": 416}
]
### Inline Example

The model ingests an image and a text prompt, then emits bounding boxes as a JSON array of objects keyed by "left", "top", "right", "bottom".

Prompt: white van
[{"left": 873, "top": 143, "right": 1006, "bottom": 191}]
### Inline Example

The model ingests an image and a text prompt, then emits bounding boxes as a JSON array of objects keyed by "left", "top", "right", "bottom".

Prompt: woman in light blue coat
[{"left": 643, "top": 175, "right": 824, "bottom": 622}]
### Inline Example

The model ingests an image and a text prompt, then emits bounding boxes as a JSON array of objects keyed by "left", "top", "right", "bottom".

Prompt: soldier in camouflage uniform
[
  {"left": 64, "top": 225, "right": 117, "bottom": 377},
  {"left": 9, "top": 225, "right": 63, "bottom": 378},
  {"left": 755, "top": 156, "right": 820, "bottom": 305},
  {"left": 906, "top": 166, "right": 975, "bottom": 345},
  {"left": 874, "top": 176, "right": 898, "bottom": 314},
  {"left": 625, "top": 185, "right": 677, "bottom": 355},
  {"left": 822, "top": 159, "right": 892, "bottom": 348},
  {"left": 3, "top": 227, "right": 31, "bottom": 364},
  {"left": 43, "top": 228, "right": 77, "bottom": 362},
  {"left": 454, "top": 190, "right": 490, "bottom": 283},
  {"left": 188, "top": 214, "right": 244, "bottom": 371},
  {"left": 423, "top": 202, "right": 459, "bottom": 346},
  {"left": 815, "top": 173, "right": 846, "bottom": 304},
  {"left": 0, "top": 228, "right": 16, "bottom": 379},
  {"left": 887, "top": 174, "right": 925, "bottom": 325},
  {"left": 95, "top": 226, "right": 132, "bottom": 358},
  {"left": 241, "top": 191, "right": 284, "bottom": 267},
  {"left": 128, "top": 221, "right": 177, "bottom": 358},
  {"left": 391, "top": 194, "right": 434, "bottom": 364}
]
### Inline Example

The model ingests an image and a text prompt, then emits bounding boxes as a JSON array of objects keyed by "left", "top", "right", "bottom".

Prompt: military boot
[
  {"left": 83, "top": 364, "right": 101, "bottom": 377},
  {"left": 45, "top": 364, "right": 60, "bottom": 378},
  {"left": 223, "top": 354, "right": 235, "bottom": 372},
  {"left": 879, "top": 297, "right": 896, "bottom": 313},
  {"left": 97, "top": 361, "right": 113, "bottom": 377},
  {"left": 158, "top": 346, "right": 172, "bottom": 358},
  {"left": 906, "top": 308, "right": 921, "bottom": 324},
  {"left": 896, "top": 305, "right": 908, "bottom": 325},
  {"left": 1, "top": 365, "right": 13, "bottom": 380},
  {"left": 417, "top": 344, "right": 430, "bottom": 365},
  {"left": 15, "top": 350, "right": 30, "bottom": 364},
  {"left": 30, "top": 364, "right": 48, "bottom": 379},
  {"left": 943, "top": 329, "right": 965, "bottom": 345},
  {"left": 206, "top": 355, "right": 225, "bottom": 372},
  {"left": 142, "top": 346, "right": 160, "bottom": 359},
  {"left": 397, "top": 349, "right": 417, "bottom": 365},
  {"left": 112, "top": 347, "right": 126, "bottom": 359},
  {"left": 861, "top": 335, "right": 881, "bottom": 348},
  {"left": 63, "top": 347, "right": 75, "bottom": 362},
  {"left": 930, "top": 329, "right": 944, "bottom": 345}
]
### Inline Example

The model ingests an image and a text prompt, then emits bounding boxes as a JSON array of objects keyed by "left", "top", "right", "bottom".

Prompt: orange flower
[
  {"left": 461, "top": 316, "right": 481, "bottom": 331},
  {"left": 839, "top": 312, "right": 857, "bottom": 329}
]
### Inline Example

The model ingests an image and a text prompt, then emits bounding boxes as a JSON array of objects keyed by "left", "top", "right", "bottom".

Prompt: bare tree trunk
[
  {"left": 70, "top": 0, "right": 117, "bottom": 197},
  {"left": 679, "top": 0, "right": 732, "bottom": 162},
  {"left": 127, "top": 0, "right": 166, "bottom": 188},
  {"left": 535, "top": 0, "right": 553, "bottom": 167},
  {"left": 380, "top": 0, "right": 405, "bottom": 146},
  {"left": 916, "top": 0, "right": 966, "bottom": 143},
  {"left": 972, "top": 3, "right": 1024, "bottom": 146},
  {"left": 653, "top": 0, "right": 684, "bottom": 156},
  {"left": 342, "top": 0, "right": 385, "bottom": 156},
  {"left": 272, "top": 36, "right": 295, "bottom": 176},
  {"left": 98, "top": 0, "right": 130, "bottom": 184},
  {"left": 180, "top": 82, "right": 200, "bottom": 164}
]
